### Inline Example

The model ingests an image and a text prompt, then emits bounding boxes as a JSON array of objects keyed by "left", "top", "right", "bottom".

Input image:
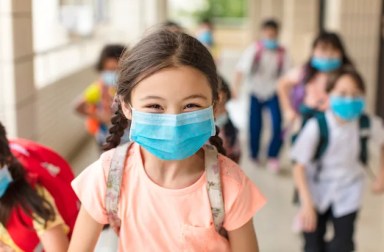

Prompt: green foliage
[{"left": 194, "top": 0, "right": 247, "bottom": 21}]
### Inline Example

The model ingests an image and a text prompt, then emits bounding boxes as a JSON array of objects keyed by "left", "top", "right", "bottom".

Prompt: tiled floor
[{"left": 70, "top": 49, "right": 384, "bottom": 251}]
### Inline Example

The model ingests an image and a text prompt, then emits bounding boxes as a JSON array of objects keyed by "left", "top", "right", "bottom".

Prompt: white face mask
[
  {"left": 215, "top": 113, "right": 229, "bottom": 128},
  {"left": 0, "top": 165, "right": 13, "bottom": 198}
]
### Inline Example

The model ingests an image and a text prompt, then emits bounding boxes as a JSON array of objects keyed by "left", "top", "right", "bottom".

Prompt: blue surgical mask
[
  {"left": 198, "top": 31, "right": 214, "bottom": 47},
  {"left": 101, "top": 71, "right": 117, "bottom": 86},
  {"left": 330, "top": 95, "right": 365, "bottom": 121},
  {"left": 0, "top": 165, "right": 13, "bottom": 198},
  {"left": 311, "top": 57, "right": 342, "bottom": 72},
  {"left": 215, "top": 113, "right": 229, "bottom": 128},
  {"left": 130, "top": 106, "right": 216, "bottom": 160},
  {"left": 262, "top": 39, "right": 278, "bottom": 50}
]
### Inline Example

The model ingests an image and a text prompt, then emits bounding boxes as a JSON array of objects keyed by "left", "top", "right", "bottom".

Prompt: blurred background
[{"left": 0, "top": 0, "right": 383, "bottom": 251}]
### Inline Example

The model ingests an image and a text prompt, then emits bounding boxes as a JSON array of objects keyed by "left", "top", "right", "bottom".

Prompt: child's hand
[
  {"left": 372, "top": 177, "right": 384, "bottom": 194},
  {"left": 284, "top": 108, "right": 298, "bottom": 124},
  {"left": 299, "top": 205, "right": 317, "bottom": 232}
]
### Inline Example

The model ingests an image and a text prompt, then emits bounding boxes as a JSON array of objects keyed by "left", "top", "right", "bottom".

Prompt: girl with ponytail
[{"left": 70, "top": 29, "right": 265, "bottom": 252}]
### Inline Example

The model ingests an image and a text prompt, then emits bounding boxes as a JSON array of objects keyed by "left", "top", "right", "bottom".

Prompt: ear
[{"left": 121, "top": 101, "right": 132, "bottom": 120}]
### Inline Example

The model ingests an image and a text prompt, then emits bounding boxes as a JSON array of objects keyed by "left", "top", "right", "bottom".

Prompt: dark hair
[
  {"left": 218, "top": 76, "right": 231, "bottom": 101},
  {"left": 0, "top": 123, "right": 55, "bottom": 227},
  {"left": 302, "top": 31, "right": 354, "bottom": 84},
  {"left": 163, "top": 21, "right": 183, "bottom": 32},
  {"left": 103, "top": 30, "right": 226, "bottom": 155},
  {"left": 95, "top": 44, "right": 126, "bottom": 72},
  {"left": 261, "top": 19, "right": 279, "bottom": 31},
  {"left": 326, "top": 67, "right": 366, "bottom": 94}
]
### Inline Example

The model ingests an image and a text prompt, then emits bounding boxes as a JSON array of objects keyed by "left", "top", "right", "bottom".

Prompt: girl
[
  {"left": 291, "top": 68, "right": 384, "bottom": 252},
  {"left": 278, "top": 32, "right": 353, "bottom": 128},
  {"left": 75, "top": 44, "right": 127, "bottom": 150},
  {"left": 0, "top": 123, "right": 75, "bottom": 252},
  {"left": 69, "top": 30, "right": 265, "bottom": 251}
]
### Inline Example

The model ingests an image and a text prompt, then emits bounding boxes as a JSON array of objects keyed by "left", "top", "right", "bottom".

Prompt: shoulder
[
  {"left": 218, "top": 155, "right": 246, "bottom": 189},
  {"left": 284, "top": 66, "right": 303, "bottom": 82}
]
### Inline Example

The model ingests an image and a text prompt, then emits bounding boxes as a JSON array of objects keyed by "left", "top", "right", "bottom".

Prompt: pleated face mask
[{"left": 129, "top": 106, "right": 216, "bottom": 160}]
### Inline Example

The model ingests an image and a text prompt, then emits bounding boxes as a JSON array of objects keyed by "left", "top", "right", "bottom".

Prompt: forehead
[
  {"left": 131, "top": 66, "right": 213, "bottom": 99},
  {"left": 333, "top": 75, "right": 361, "bottom": 92}
]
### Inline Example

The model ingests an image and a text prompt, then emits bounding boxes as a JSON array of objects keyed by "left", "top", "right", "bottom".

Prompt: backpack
[
  {"left": 292, "top": 113, "right": 371, "bottom": 204},
  {"left": 251, "top": 41, "right": 285, "bottom": 77},
  {"left": 104, "top": 142, "right": 227, "bottom": 237},
  {"left": 8, "top": 139, "right": 79, "bottom": 251}
]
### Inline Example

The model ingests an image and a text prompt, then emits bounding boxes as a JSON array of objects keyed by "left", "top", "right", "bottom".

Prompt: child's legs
[
  {"left": 266, "top": 95, "right": 283, "bottom": 158},
  {"left": 327, "top": 211, "right": 358, "bottom": 252},
  {"left": 303, "top": 208, "right": 332, "bottom": 252},
  {"left": 249, "top": 95, "right": 263, "bottom": 159}
]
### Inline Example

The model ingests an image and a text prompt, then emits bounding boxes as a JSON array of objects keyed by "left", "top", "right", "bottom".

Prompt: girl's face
[
  {"left": 102, "top": 58, "right": 119, "bottom": 71},
  {"left": 122, "top": 66, "right": 213, "bottom": 118},
  {"left": 312, "top": 42, "right": 342, "bottom": 59},
  {"left": 329, "top": 75, "right": 364, "bottom": 98}
]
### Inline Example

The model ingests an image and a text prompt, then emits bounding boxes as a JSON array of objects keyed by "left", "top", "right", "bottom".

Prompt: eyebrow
[{"left": 140, "top": 94, "right": 208, "bottom": 101}]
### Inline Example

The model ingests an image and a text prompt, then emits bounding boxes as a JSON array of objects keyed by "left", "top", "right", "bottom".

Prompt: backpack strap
[
  {"left": 105, "top": 142, "right": 133, "bottom": 234},
  {"left": 276, "top": 46, "right": 285, "bottom": 76},
  {"left": 251, "top": 41, "right": 264, "bottom": 74},
  {"left": 359, "top": 114, "right": 370, "bottom": 166},
  {"left": 203, "top": 144, "right": 226, "bottom": 236},
  {"left": 313, "top": 112, "right": 329, "bottom": 182}
]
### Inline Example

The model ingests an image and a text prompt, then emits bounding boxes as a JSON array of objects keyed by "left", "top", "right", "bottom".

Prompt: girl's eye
[
  {"left": 184, "top": 104, "right": 202, "bottom": 110},
  {"left": 145, "top": 104, "right": 164, "bottom": 112}
]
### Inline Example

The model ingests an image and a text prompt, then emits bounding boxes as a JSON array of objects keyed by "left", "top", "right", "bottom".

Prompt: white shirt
[
  {"left": 236, "top": 42, "right": 291, "bottom": 99},
  {"left": 291, "top": 111, "right": 384, "bottom": 217}
]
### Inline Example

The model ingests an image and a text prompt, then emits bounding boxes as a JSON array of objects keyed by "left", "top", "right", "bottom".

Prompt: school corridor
[{"left": 1, "top": 0, "right": 384, "bottom": 251}]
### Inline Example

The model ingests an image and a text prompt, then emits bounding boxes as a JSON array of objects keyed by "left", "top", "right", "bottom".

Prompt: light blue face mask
[
  {"left": 311, "top": 57, "right": 342, "bottom": 72},
  {"left": 197, "top": 31, "right": 214, "bottom": 47},
  {"left": 101, "top": 71, "right": 117, "bottom": 87},
  {"left": 130, "top": 106, "right": 216, "bottom": 160},
  {"left": 215, "top": 113, "right": 229, "bottom": 128},
  {"left": 330, "top": 95, "right": 365, "bottom": 121},
  {"left": 262, "top": 39, "right": 278, "bottom": 50},
  {"left": 0, "top": 165, "right": 13, "bottom": 198}
]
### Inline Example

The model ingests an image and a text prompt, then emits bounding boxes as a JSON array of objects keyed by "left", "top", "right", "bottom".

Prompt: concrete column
[
  {"left": 0, "top": 0, "right": 36, "bottom": 139},
  {"left": 325, "top": 0, "right": 382, "bottom": 112}
]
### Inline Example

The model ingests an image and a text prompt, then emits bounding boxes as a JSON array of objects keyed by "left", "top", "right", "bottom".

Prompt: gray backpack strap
[
  {"left": 105, "top": 142, "right": 132, "bottom": 234},
  {"left": 203, "top": 144, "right": 226, "bottom": 236}
]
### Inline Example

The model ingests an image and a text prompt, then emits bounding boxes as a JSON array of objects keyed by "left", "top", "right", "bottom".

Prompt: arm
[
  {"left": 373, "top": 145, "right": 384, "bottom": 194},
  {"left": 75, "top": 98, "right": 89, "bottom": 117},
  {"left": 277, "top": 74, "right": 299, "bottom": 123},
  {"left": 293, "top": 163, "right": 316, "bottom": 232},
  {"left": 228, "top": 219, "right": 259, "bottom": 252},
  {"left": 75, "top": 98, "right": 111, "bottom": 124},
  {"left": 232, "top": 71, "right": 244, "bottom": 99},
  {"left": 40, "top": 224, "right": 69, "bottom": 252},
  {"left": 68, "top": 206, "right": 104, "bottom": 252}
]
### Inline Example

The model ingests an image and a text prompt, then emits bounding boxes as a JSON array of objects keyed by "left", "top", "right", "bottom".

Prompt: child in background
[
  {"left": 75, "top": 44, "right": 126, "bottom": 150},
  {"left": 215, "top": 77, "right": 241, "bottom": 163},
  {"left": 291, "top": 68, "right": 384, "bottom": 252},
  {"left": 233, "top": 19, "right": 290, "bottom": 172},
  {"left": 0, "top": 122, "right": 79, "bottom": 252},
  {"left": 69, "top": 30, "right": 265, "bottom": 252}
]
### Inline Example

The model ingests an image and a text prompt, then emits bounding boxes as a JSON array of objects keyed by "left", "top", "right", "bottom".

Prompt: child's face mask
[
  {"left": 330, "top": 95, "right": 365, "bottom": 121},
  {"left": 262, "top": 39, "right": 278, "bottom": 50},
  {"left": 0, "top": 165, "right": 13, "bottom": 198},
  {"left": 101, "top": 71, "right": 117, "bottom": 87},
  {"left": 311, "top": 57, "right": 342, "bottom": 72},
  {"left": 129, "top": 106, "right": 216, "bottom": 160}
]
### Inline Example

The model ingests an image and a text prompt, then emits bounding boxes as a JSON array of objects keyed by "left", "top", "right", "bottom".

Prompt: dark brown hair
[
  {"left": 326, "top": 67, "right": 366, "bottom": 94},
  {"left": 303, "top": 31, "right": 354, "bottom": 84},
  {"left": 96, "top": 44, "right": 126, "bottom": 72},
  {"left": 103, "top": 29, "right": 226, "bottom": 155},
  {"left": 0, "top": 123, "right": 55, "bottom": 227}
]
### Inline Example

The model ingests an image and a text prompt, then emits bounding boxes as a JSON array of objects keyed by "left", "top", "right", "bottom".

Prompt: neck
[
  {"left": 140, "top": 147, "right": 205, "bottom": 189},
  {"left": 331, "top": 111, "right": 350, "bottom": 125}
]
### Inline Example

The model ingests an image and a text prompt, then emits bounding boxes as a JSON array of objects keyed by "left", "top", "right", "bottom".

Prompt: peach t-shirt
[{"left": 72, "top": 143, "right": 265, "bottom": 251}]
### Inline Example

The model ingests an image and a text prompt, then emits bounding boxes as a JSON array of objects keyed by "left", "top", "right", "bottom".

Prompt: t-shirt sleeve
[
  {"left": 71, "top": 152, "right": 112, "bottom": 224},
  {"left": 291, "top": 119, "right": 319, "bottom": 166},
  {"left": 220, "top": 157, "right": 266, "bottom": 231},
  {"left": 283, "top": 66, "right": 302, "bottom": 85},
  {"left": 235, "top": 44, "right": 257, "bottom": 74},
  {"left": 370, "top": 115, "right": 384, "bottom": 146}
]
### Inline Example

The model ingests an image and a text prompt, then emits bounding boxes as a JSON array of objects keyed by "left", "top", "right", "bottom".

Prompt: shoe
[
  {"left": 267, "top": 159, "right": 280, "bottom": 173},
  {"left": 250, "top": 158, "right": 261, "bottom": 168}
]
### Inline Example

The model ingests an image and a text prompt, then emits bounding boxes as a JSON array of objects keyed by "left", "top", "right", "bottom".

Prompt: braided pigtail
[
  {"left": 103, "top": 103, "right": 129, "bottom": 151},
  {"left": 209, "top": 126, "right": 226, "bottom": 156}
]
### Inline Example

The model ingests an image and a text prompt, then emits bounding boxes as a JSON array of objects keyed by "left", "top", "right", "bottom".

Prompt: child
[
  {"left": 75, "top": 44, "right": 126, "bottom": 150},
  {"left": 278, "top": 32, "right": 353, "bottom": 128},
  {"left": 215, "top": 77, "right": 241, "bottom": 163},
  {"left": 69, "top": 30, "right": 265, "bottom": 252},
  {"left": 0, "top": 122, "right": 79, "bottom": 252},
  {"left": 291, "top": 68, "right": 384, "bottom": 252},
  {"left": 233, "top": 19, "right": 290, "bottom": 172}
]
